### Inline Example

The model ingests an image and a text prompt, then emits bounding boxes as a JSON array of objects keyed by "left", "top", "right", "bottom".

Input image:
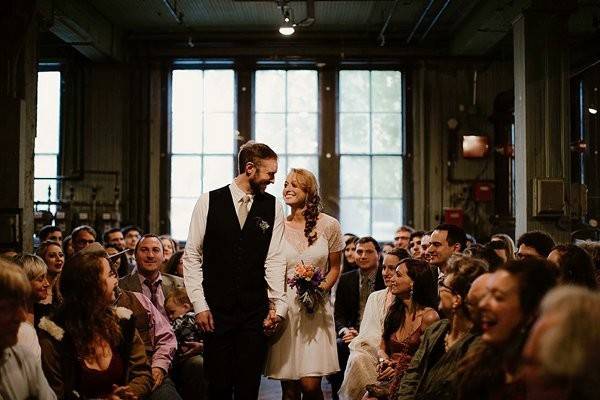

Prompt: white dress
[{"left": 265, "top": 213, "right": 344, "bottom": 379}]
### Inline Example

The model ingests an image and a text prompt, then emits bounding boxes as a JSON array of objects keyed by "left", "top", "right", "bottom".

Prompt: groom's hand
[
  {"left": 263, "top": 309, "right": 282, "bottom": 336},
  {"left": 195, "top": 310, "right": 215, "bottom": 333}
]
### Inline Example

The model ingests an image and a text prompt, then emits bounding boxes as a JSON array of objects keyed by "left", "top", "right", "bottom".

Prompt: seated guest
[
  {"left": 521, "top": 286, "right": 600, "bottom": 400},
  {"left": 515, "top": 231, "right": 555, "bottom": 259},
  {"left": 381, "top": 242, "right": 394, "bottom": 255},
  {"left": 38, "top": 225, "right": 63, "bottom": 244},
  {"left": 577, "top": 240, "right": 600, "bottom": 286},
  {"left": 332, "top": 237, "right": 386, "bottom": 399},
  {"left": 343, "top": 234, "right": 359, "bottom": 273},
  {"left": 13, "top": 254, "right": 51, "bottom": 358},
  {"left": 62, "top": 235, "right": 74, "bottom": 259},
  {"left": 454, "top": 258, "right": 558, "bottom": 400},
  {"left": 119, "top": 234, "right": 184, "bottom": 318},
  {"left": 122, "top": 225, "right": 143, "bottom": 270},
  {"left": 393, "top": 226, "right": 414, "bottom": 250},
  {"left": 489, "top": 233, "right": 516, "bottom": 263},
  {"left": 38, "top": 251, "right": 152, "bottom": 399},
  {"left": 464, "top": 243, "right": 504, "bottom": 271},
  {"left": 159, "top": 234, "right": 178, "bottom": 263},
  {"left": 164, "top": 289, "right": 206, "bottom": 400},
  {"left": 103, "top": 227, "right": 127, "bottom": 250},
  {"left": 36, "top": 241, "right": 64, "bottom": 305},
  {"left": 397, "top": 255, "right": 487, "bottom": 400},
  {"left": 70, "top": 225, "right": 97, "bottom": 253},
  {"left": 420, "top": 233, "right": 432, "bottom": 263},
  {"left": 106, "top": 243, "right": 133, "bottom": 277},
  {"left": 547, "top": 244, "right": 597, "bottom": 289},
  {"left": 339, "top": 248, "right": 409, "bottom": 400},
  {"left": 162, "top": 250, "right": 184, "bottom": 277},
  {"left": 363, "top": 258, "right": 439, "bottom": 400},
  {"left": 409, "top": 231, "right": 425, "bottom": 259}
]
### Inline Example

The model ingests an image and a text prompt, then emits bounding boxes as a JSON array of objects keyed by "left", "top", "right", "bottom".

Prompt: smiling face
[
  {"left": 391, "top": 262, "right": 413, "bottom": 298},
  {"left": 427, "top": 230, "right": 457, "bottom": 268},
  {"left": 161, "top": 238, "right": 174, "bottom": 261},
  {"left": 479, "top": 270, "right": 524, "bottom": 345},
  {"left": 344, "top": 242, "right": 357, "bottom": 264},
  {"left": 248, "top": 158, "right": 277, "bottom": 194},
  {"left": 355, "top": 242, "right": 379, "bottom": 271},
  {"left": 135, "top": 237, "right": 165, "bottom": 276},
  {"left": 283, "top": 173, "right": 308, "bottom": 207},
  {"left": 382, "top": 254, "right": 401, "bottom": 287},
  {"left": 30, "top": 274, "right": 50, "bottom": 302}
]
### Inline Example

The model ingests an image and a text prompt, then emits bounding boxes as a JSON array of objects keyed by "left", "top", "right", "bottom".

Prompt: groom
[{"left": 183, "top": 141, "right": 286, "bottom": 400}]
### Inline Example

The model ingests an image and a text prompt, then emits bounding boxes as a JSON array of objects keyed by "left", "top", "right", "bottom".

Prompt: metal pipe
[
  {"left": 378, "top": 0, "right": 400, "bottom": 46},
  {"left": 161, "top": 0, "right": 182, "bottom": 24},
  {"left": 420, "top": 0, "right": 452, "bottom": 41},
  {"left": 406, "top": 0, "right": 436, "bottom": 44}
]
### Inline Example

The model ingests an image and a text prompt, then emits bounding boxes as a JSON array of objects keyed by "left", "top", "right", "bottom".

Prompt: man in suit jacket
[{"left": 331, "top": 236, "right": 385, "bottom": 399}]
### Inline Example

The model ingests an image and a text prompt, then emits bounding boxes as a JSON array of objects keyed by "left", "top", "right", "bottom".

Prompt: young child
[{"left": 164, "top": 288, "right": 203, "bottom": 357}]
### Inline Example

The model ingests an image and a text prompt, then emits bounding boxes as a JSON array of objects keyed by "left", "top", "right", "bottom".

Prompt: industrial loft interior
[{"left": 1, "top": 1, "right": 600, "bottom": 400}]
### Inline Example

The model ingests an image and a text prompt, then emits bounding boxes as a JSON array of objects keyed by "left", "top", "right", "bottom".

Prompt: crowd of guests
[{"left": 1, "top": 221, "right": 600, "bottom": 400}]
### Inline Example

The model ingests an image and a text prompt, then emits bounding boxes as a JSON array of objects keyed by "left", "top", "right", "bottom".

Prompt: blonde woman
[
  {"left": 265, "top": 168, "right": 344, "bottom": 400},
  {"left": 36, "top": 240, "right": 64, "bottom": 305}
]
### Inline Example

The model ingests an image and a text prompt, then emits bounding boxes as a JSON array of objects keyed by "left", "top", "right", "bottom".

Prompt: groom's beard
[{"left": 249, "top": 177, "right": 266, "bottom": 194}]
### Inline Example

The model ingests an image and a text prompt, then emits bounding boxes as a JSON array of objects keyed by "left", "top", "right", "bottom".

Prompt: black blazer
[{"left": 334, "top": 268, "right": 385, "bottom": 334}]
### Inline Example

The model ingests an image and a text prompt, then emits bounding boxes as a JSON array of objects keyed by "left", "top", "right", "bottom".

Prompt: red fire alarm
[
  {"left": 474, "top": 182, "right": 493, "bottom": 202},
  {"left": 444, "top": 208, "right": 464, "bottom": 227}
]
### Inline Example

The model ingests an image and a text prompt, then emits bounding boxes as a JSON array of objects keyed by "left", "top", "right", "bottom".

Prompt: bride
[{"left": 265, "top": 168, "right": 344, "bottom": 399}]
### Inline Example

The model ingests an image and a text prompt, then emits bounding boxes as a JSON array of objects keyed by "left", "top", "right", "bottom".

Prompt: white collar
[{"left": 230, "top": 180, "right": 254, "bottom": 203}]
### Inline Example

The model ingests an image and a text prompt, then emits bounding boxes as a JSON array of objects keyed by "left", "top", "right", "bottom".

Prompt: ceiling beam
[{"left": 39, "top": 0, "right": 126, "bottom": 61}]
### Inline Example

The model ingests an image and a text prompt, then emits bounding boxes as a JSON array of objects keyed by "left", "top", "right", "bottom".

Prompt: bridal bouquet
[{"left": 288, "top": 261, "right": 326, "bottom": 314}]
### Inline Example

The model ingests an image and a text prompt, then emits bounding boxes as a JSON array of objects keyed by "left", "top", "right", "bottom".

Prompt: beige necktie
[{"left": 238, "top": 195, "right": 251, "bottom": 228}]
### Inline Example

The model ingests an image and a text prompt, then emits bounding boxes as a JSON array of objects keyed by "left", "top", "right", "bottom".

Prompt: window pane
[
  {"left": 339, "top": 113, "right": 369, "bottom": 154},
  {"left": 372, "top": 71, "right": 402, "bottom": 112},
  {"left": 255, "top": 113, "right": 286, "bottom": 154},
  {"left": 203, "top": 156, "right": 234, "bottom": 192},
  {"left": 204, "top": 70, "right": 234, "bottom": 112},
  {"left": 372, "top": 156, "right": 403, "bottom": 197},
  {"left": 340, "top": 156, "right": 370, "bottom": 197},
  {"left": 372, "top": 113, "right": 402, "bottom": 154},
  {"left": 340, "top": 199, "right": 370, "bottom": 237},
  {"left": 287, "top": 156, "right": 319, "bottom": 176},
  {"left": 34, "top": 155, "right": 57, "bottom": 178},
  {"left": 287, "top": 70, "right": 317, "bottom": 112},
  {"left": 255, "top": 70, "right": 286, "bottom": 112},
  {"left": 34, "top": 179, "right": 57, "bottom": 204},
  {"left": 171, "top": 155, "right": 202, "bottom": 197},
  {"left": 36, "top": 72, "right": 61, "bottom": 154},
  {"left": 203, "top": 113, "right": 234, "bottom": 154},
  {"left": 287, "top": 113, "right": 318, "bottom": 154},
  {"left": 339, "top": 70, "right": 370, "bottom": 112},
  {"left": 172, "top": 70, "right": 203, "bottom": 154},
  {"left": 372, "top": 199, "right": 402, "bottom": 241},
  {"left": 170, "top": 198, "right": 198, "bottom": 241}
]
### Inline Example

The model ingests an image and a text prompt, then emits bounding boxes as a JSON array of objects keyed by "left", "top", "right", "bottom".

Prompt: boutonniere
[{"left": 255, "top": 217, "right": 270, "bottom": 234}]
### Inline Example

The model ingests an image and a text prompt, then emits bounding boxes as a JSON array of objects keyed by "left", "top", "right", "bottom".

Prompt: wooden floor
[{"left": 258, "top": 377, "right": 334, "bottom": 400}]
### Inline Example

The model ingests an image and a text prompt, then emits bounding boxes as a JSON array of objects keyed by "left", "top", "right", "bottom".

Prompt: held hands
[
  {"left": 180, "top": 341, "right": 204, "bottom": 359},
  {"left": 376, "top": 358, "right": 396, "bottom": 381},
  {"left": 263, "top": 309, "right": 282, "bottom": 336},
  {"left": 341, "top": 327, "right": 359, "bottom": 344},
  {"left": 195, "top": 310, "right": 215, "bottom": 333}
]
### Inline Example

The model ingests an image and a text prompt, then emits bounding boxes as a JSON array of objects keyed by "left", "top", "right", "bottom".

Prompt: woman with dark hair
[
  {"left": 490, "top": 234, "right": 516, "bottom": 262},
  {"left": 265, "top": 168, "right": 344, "bottom": 400},
  {"left": 105, "top": 243, "right": 132, "bottom": 278},
  {"left": 547, "top": 244, "right": 597, "bottom": 289},
  {"left": 363, "top": 258, "right": 440, "bottom": 400},
  {"left": 38, "top": 252, "right": 152, "bottom": 399},
  {"left": 455, "top": 258, "right": 558, "bottom": 400},
  {"left": 343, "top": 234, "right": 359, "bottom": 273},
  {"left": 162, "top": 250, "right": 184, "bottom": 277},
  {"left": 397, "top": 254, "right": 487, "bottom": 400},
  {"left": 62, "top": 235, "right": 74, "bottom": 259}
]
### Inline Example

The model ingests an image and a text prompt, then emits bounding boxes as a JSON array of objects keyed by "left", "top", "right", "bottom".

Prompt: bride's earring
[{"left": 409, "top": 284, "right": 414, "bottom": 299}]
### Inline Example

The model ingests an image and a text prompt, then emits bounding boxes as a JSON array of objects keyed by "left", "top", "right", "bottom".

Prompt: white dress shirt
[
  {"left": 0, "top": 345, "right": 56, "bottom": 400},
  {"left": 183, "top": 181, "right": 287, "bottom": 317}
]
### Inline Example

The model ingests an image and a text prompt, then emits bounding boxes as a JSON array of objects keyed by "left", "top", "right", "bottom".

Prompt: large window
[
  {"left": 170, "top": 69, "right": 235, "bottom": 240},
  {"left": 338, "top": 70, "right": 404, "bottom": 239},
  {"left": 254, "top": 70, "right": 319, "bottom": 198},
  {"left": 35, "top": 70, "right": 62, "bottom": 214}
]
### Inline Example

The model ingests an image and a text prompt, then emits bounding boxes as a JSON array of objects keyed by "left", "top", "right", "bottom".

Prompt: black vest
[{"left": 203, "top": 185, "right": 276, "bottom": 313}]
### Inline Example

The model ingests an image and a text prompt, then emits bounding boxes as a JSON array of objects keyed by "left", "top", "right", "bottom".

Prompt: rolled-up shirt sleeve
[
  {"left": 183, "top": 193, "right": 210, "bottom": 314},
  {"left": 265, "top": 201, "right": 287, "bottom": 317}
]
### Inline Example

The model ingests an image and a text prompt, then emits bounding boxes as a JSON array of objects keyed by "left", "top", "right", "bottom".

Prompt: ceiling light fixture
[{"left": 279, "top": 6, "right": 295, "bottom": 36}]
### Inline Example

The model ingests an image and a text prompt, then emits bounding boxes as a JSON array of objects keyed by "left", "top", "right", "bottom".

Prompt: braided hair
[{"left": 290, "top": 168, "right": 322, "bottom": 246}]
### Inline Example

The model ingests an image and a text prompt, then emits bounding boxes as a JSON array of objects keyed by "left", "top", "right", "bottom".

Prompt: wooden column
[{"left": 513, "top": 4, "right": 573, "bottom": 242}]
